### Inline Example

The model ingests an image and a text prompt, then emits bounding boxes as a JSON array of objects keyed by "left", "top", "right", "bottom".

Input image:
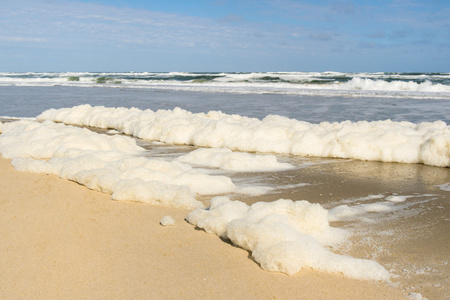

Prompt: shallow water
[
  {"left": 140, "top": 139, "right": 450, "bottom": 298},
  {"left": 1, "top": 86, "right": 449, "bottom": 123}
]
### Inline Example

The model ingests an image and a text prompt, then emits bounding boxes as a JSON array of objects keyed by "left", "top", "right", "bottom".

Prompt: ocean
[
  {"left": 0, "top": 71, "right": 449, "bottom": 298},
  {"left": 1, "top": 71, "right": 449, "bottom": 122}
]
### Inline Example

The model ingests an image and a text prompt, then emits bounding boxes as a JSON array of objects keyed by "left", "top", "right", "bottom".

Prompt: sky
[{"left": 0, "top": 0, "right": 449, "bottom": 72}]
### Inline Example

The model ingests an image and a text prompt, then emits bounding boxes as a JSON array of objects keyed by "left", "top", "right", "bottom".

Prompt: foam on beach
[
  {"left": 435, "top": 183, "right": 450, "bottom": 191},
  {"left": 329, "top": 202, "right": 397, "bottom": 222},
  {"left": 37, "top": 105, "right": 450, "bottom": 167},
  {"left": 4, "top": 112, "right": 443, "bottom": 283},
  {"left": 0, "top": 120, "right": 222, "bottom": 209},
  {"left": 176, "top": 148, "right": 295, "bottom": 172},
  {"left": 186, "top": 197, "right": 390, "bottom": 280},
  {"left": 0, "top": 119, "right": 298, "bottom": 206},
  {"left": 160, "top": 215, "right": 176, "bottom": 226},
  {"left": 0, "top": 117, "right": 394, "bottom": 281},
  {"left": 328, "top": 193, "right": 439, "bottom": 224}
]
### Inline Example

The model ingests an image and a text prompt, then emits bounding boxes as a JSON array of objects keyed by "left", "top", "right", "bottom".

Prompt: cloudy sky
[{"left": 1, "top": 0, "right": 449, "bottom": 72}]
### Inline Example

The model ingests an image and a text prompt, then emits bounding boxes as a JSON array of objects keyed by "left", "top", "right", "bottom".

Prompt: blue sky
[{"left": 1, "top": 0, "right": 449, "bottom": 72}]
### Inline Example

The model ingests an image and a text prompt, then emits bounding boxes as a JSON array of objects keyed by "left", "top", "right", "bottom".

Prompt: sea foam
[
  {"left": 38, "top": 105, "right": 450, "bottom": 167},
  {"left": 0, "top": 118, "right": 394, "bottom": 281},
  {"left": 0, "top": 119, "right": 297, "bottom": 205},
  {"left": 0, "top": 120, "right": 239, "bottom": 209},
  {"left": 160, "top": 215, "right": 176, "bottom": 226},
  {"left": 176, "top": 148, "right": 295, "bottom": 172},
  {"left": 187, "top": 197, "right": 390, "bottom": 280}
]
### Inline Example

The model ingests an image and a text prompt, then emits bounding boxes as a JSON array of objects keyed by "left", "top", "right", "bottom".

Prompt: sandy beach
[
  {"left": 2, "top": 0, "right": 449, "bottom": 297},
  {"left": 0, "top": 156, "right": 417, "bottom": 299}
]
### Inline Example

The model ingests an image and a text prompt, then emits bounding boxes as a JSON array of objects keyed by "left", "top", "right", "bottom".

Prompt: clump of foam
[
  {"left": 187, "top": 197, "right": 389, "bottom": 280},
  {"left": 236, "top": 186, "right": 275, "bottom": 196},
  {"left": 160, "top": 215, "right": 175, "bottom": 226},
  {"left": 328, "top": 194, "right": 440, "bottom": 223},
  {"left": 0, "top": 120, "right": 143, "bottom": 159},
  {"left": 176, "top": 148, "right": 295, "bottom": 171},
  {"left": 37, "top": 105, "right": 450, "bottom": 167},
  {"left": 328, "top": 202, "right": 397, "bottom": 222},
  {"left": 0, "top": 120, "right": 247, "bottom": 209},
  {"left": 435, "top": 183, "right": 450, "bottom": 191},
  {"left": 385, "top": 195, "right": 410, "bottom": 203}
]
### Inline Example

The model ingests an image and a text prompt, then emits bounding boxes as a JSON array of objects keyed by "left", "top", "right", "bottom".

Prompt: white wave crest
[
  {"left": 337, "top": 78, "right": 450, "bottom": 93},
  {"left": 1, "top": 72, "right": 449, "bottom": 99}
]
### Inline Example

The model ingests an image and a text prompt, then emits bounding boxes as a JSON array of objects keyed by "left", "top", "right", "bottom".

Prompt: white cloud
[
  {"left": 0, "top": 36, "right": 46, "bottom": 43},
  {"left": 0, "top": 0, "right": 282, "bottom": 53}
]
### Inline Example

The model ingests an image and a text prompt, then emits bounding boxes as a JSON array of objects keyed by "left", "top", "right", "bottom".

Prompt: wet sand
[
  {"left": 240, "top": 159, "right": 449, "bottom": 299},
  {"left": 0, "top": 156, "right": 413, "bottom": 299}
]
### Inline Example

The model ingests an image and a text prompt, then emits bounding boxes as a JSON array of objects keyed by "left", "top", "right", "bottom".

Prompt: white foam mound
[
  {"left": 37, "top": 105, "right": 450, "bottom": 167},
  {"left": 0, "top": 120, "right": 244, "bottom": 209},
  {"left": 0, "top": 119, "right": 143, "bottom": 159},
  {"left": 176, "top": 148, "right": 294, "bottom": 172},
  {"left": 160, "top": 215, "right": 175, "bottom": 226},
  {"left": 328, "top": 202, "right": 396, "bottom": 222},
  {"left": 186, "top": 197, "right": 390, "bottom": 280}
]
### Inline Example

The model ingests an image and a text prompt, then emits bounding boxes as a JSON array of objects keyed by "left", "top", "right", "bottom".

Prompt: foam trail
[
  {"left": 186, "top": 197, "right": 390, "bottom": 280},
  {"left": 176, "top": 148, "right": 295, "bottom": 171},
  {"left": 0, "top": 120, "right": 245, "bottom": 209},
  {"left": 435, "top": 183, "right": 450, "bottom": 191},
  {"left": 38, "top": 105, "right": 450, "bottom": 167}
]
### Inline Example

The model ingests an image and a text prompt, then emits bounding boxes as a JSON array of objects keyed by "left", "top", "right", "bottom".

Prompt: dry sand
[{"left": 0, "top": 156, "right": 410, "bottom": 299}]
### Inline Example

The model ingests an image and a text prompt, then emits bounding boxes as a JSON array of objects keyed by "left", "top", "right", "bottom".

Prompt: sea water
[
  {"left": 0, "top": 72, "right": 449, "bottom": 290},
  {"left": 0, "top": 71, "right": 449, "bottom": 122}
]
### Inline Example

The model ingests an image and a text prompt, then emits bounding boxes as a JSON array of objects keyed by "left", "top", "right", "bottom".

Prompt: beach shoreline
[{"left": 0, "top": 156, "right": 415, "bottom": 299}]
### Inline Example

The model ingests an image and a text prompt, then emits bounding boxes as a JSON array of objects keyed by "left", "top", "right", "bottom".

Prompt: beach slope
[{"left": 0, "top": 157, "right": 406, "bottom": 299}]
